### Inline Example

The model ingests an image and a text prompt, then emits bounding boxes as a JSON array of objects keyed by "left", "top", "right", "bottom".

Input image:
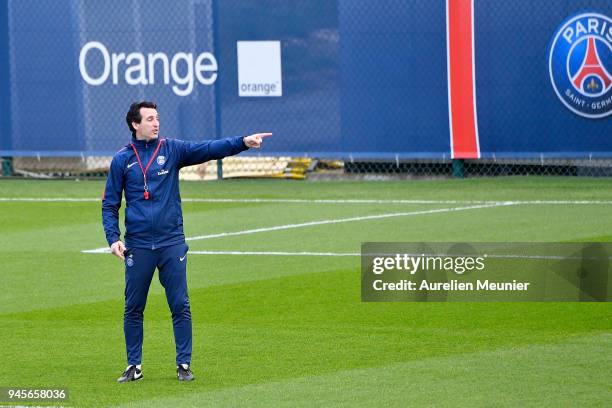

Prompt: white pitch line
[
  {"left": 81, "top": 202, "right": 514, "bottom": 253},
  {"left": 0, "top": 197, "right": 100, "bottom": 202},
  {"left": 189, "top": 250, "right": 360, "bottom": 256},
  {"left": 82, "top": 247, "right": 111, "bottom": 253},
  {"left": 82, "top": 249, "right": 612, "bottom": 261},
  {"left": 5, "top": 197, "right": 612, "bottom": 204},
  {"left": 169, "top": 251, "right": 612, "bottom": 260},
  {"left": 187, "top": 198, "right": 612, "bottom": 205},
  {"left": 185, "top": 202, "right": 513, "bottom": 241}
]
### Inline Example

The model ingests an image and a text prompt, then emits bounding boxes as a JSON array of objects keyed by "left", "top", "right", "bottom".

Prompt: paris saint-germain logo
[
  {"left": 548, "top": 12, "right": 612, "bottom": 119},
  {"left": 157, "top": 156, "right": 166, "bottom": 166}
]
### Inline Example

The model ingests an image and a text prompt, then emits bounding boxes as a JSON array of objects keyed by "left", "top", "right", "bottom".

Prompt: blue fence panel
[
  {"left": 339, "top": 0, "right": 450, "bottom": 158},
  {"left": 475, "top": 0, "right": 612, "bottom": 158},
  {"left": 0, "top": 0, "right": 611, "bottom": 159},
  {"left": 216, "top": 0, "right": 341, "bottom": 156},
  {"left": 0, "top": 0, "right": 10, "bottom": 152},
  {"left": 8, "top": 0, "right": 84, "bottom": 153}
]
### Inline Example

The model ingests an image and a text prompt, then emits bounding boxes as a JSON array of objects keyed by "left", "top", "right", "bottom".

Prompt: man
[{"left": 102, "top": 101, "right": 271, "bottom": 383}]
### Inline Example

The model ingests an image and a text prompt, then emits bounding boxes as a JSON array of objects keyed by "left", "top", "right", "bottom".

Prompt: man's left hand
[{"left": 243, "top": 133, "right": 272, "bottom": 148}]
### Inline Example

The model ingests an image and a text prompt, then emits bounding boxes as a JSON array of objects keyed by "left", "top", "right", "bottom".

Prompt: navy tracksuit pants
[{"left": 123, "top": 243, "right": 191, "bottom": 366}]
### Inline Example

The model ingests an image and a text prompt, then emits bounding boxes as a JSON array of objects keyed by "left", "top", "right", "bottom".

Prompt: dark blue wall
[
  {"left": 0, "top": 0, "right": 11, "bottom": 151},
  {"left": 475, "top": 0, "right": 612, "bottom": 158},
  {"left": 7, "top": 0, "right": 84, "bottom": 153},
  {"left": 339, "top": 0, "right": 450, "bottom": 158},
  {"left": 0, "top": 0, "right": 610, "bottom": 158}
]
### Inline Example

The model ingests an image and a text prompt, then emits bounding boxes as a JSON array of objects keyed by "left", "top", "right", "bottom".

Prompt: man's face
[{"left": 133, "top": 108, "right": 159, "bottom": 140}]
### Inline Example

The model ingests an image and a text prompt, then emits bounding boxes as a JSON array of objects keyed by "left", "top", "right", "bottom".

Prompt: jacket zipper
[{"left": 146, "top": 141, "right": 156, "bottom": 250}]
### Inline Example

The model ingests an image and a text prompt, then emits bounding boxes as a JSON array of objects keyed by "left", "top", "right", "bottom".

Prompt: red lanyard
[{"left": 130, "top": 140, "right": 164, "bottom": 200}]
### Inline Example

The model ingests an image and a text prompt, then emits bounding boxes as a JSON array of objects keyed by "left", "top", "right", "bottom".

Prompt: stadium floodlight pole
[{"left": 212, "top": 0, "right": 223, "bottom": 180}]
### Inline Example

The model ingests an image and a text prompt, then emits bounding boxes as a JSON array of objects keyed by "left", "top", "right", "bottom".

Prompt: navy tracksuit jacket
[{"left": 102, "top": 135, "right": 248, "bottom": 365}]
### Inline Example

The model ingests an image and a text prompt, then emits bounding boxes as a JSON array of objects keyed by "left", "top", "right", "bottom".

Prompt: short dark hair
[{"left": 126, "top": 101, "right": 157, "bottom": 134}]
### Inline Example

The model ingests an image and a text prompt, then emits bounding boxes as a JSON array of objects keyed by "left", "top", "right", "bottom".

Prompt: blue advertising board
[{"left": 0, "top": 0, "right": 610, "bottom": 159}]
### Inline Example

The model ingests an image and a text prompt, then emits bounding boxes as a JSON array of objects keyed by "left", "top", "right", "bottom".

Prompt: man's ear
[{"left": 132, "top": 122, "right": 139, "bottom": 131}]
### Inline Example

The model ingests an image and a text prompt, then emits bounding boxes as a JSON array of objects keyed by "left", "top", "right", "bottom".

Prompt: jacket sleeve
[
  {"left": 102, "top": 155, "right": 124, "bottom": 246},
  {"left": 176, "top": 136, "right": 249, "bottom": 168}
]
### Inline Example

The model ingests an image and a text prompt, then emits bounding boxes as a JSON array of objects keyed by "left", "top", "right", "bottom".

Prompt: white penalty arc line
[{"left": 81, "top": 202, "right": 514, "bottom": 254}]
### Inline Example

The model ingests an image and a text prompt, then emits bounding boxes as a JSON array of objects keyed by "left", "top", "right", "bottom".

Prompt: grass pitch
[{"left": 0, "top": 178, "right": 610, "bottom": 407}]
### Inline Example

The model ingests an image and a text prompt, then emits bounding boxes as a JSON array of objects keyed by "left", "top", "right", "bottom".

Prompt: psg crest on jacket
[{"left": 548, "top": 12, "right": 612, "bottom": 119}]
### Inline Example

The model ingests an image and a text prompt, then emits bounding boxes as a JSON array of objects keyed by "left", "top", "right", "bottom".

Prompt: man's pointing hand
[{"left": 243, "top": 133, "right": 272, "bottom": 149}]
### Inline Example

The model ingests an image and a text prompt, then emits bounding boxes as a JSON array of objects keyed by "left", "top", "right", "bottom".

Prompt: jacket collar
[{"left": 130, "top": 135, "right": 161, "bottom": 148}]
